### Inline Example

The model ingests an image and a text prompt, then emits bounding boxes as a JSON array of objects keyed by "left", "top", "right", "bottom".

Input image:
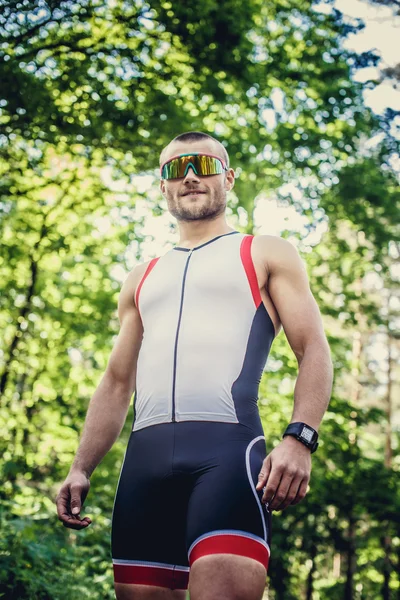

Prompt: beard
[{"left": 166, "top": 186, "right": 227, "bottom": 222}]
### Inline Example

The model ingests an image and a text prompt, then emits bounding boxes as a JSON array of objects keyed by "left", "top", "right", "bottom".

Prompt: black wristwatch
[{"left": 282, "top": 422, "right": 319, "bottom": 453}]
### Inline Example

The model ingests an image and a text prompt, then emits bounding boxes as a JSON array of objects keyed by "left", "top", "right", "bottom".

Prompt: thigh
[
  {"left": 112, "top": 425, "right": 190, "bottom": 591},
  {"left": 186, "top": 431, "right": 272, "bottom": 574},
  {"left": 189, "top": 555, "right": 265, "bottom": 600}
]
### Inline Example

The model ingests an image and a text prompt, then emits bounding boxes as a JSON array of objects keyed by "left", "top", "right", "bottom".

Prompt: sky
[{"left": 334, "top": 0, "right": 400, "bottom": 113}]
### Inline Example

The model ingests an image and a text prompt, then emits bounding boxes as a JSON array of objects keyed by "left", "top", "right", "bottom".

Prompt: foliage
[
  {"left": 0, "top": 0, "right": 399, "bottom": 599},
  {"left": 0, "top": 502, "right": 114, "bottom": 600}
]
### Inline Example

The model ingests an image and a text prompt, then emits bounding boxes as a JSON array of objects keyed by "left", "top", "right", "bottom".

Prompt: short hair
[{"left": 159, "top": 131, "right": 230, "bottom": 168}]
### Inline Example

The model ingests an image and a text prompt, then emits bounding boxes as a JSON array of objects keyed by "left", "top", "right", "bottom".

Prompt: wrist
[
  {"left": 282, "top": 421, "right": 319, "bottom": 453},
  {"left": 69, "top": 465, "right": 91, "bottom": 479},
  {"left": 282, "top": 434, "right": 312, "bottom": 452}
]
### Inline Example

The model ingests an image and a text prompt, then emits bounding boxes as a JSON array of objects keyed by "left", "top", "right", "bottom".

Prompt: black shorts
[{"left": 111, "top": 421, "right": 272, "bottom": 590}]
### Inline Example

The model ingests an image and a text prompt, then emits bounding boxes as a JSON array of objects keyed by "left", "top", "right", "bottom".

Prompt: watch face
[{"left": 301, "top": 426, "right": 314, "bottom": 443}]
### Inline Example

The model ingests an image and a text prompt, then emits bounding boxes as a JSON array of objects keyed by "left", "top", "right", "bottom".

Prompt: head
[{"left": 159, "top": 132, "right": 235, "bottom": 223}]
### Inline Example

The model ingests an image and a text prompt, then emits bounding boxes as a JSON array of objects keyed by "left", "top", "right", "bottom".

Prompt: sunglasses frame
[{"left": 160, "top": 152, "right": 228, "bottom": 179}]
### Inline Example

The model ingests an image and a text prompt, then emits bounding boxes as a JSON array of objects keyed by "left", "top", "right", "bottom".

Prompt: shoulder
[
  {"left": 253, "top": 234, "right": 303, "bottom": 274},
  {"left": 121, "top": 260, "right": 153, "bottom": 291},
  {"left": 253, "top": 234, "right": 297, "bottom": 252},
  {"left": 118, "top": 259, "right": 153, "bottom": 317}
]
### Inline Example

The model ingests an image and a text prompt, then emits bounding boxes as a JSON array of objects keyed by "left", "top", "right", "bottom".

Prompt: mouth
[{"left": 181, "top": 190, "right": 207, "bottom": 197}]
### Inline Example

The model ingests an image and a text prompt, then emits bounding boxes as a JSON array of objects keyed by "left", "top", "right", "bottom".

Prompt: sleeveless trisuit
[{"left": 111, "top": 231, "right": 276, "bottom": 590}]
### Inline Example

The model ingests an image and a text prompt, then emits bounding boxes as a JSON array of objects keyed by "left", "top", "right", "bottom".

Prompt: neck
[{"left": 177, "top": 225, "right": 236, "bottom": 249}]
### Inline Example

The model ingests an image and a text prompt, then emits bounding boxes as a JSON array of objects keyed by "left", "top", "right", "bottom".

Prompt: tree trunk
[
  {"left": 344, "top": 510, "right": 356, "bottom": 600},
  {"left": 0, "top": 210, "right": 52, "bottom": 400},
  {"left": 0, "top": 258, "right": 38, "bottom": 398},
  {"left": 271, "top": 557, "right": 293, "bottom": 600},
  {"left": 381, "top": 532, "right": 392, "bottom": 600},
  {"left": 397, "top": 540, "right": 400, "bottom": 600},
  {"left": 384, "top": 293, "right": 393, "bottom": 469},
  {"left": 306, "top": 544, "right": 317, "bottom": 600},
  {"left": 381, "top": 295, "right": 393, "bottom": 599}
]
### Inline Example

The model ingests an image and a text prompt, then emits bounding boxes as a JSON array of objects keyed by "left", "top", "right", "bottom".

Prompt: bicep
[
  {"left": 267, "top": 239, "right": 328, "bottom": 361},
  {"left": 106, "top": 267, "right": 144, "bottom": 389}
]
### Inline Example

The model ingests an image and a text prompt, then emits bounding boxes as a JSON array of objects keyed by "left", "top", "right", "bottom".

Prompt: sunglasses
[{"left": 160, "top": 153, "right": 228, "bottom": 180}]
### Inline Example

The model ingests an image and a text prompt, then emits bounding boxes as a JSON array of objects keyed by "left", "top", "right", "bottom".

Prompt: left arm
[{"left": 256, "top": 236, "right": 333, "bottom": 511}]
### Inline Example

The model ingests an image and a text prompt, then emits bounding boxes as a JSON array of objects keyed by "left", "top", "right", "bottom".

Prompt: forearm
[
  {"left": 70, "top": 372, "right": 133, "bottom": 478},
  {"left": 290, "top": 341, "right": 333, "bottom": 431}
]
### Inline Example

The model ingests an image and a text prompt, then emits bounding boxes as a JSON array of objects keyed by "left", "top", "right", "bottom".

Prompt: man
[{"left": 56, "top": 131, "right": 333, "bottom": 600}]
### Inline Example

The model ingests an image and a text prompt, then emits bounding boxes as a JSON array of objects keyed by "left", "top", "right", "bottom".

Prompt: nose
[{"left": 183, "top": 167, "right": 200, "bottom": 182}]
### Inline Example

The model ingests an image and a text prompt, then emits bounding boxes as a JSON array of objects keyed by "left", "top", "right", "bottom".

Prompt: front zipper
[{"left": 171, "top": 248, "right": 194, "bottom": 422}]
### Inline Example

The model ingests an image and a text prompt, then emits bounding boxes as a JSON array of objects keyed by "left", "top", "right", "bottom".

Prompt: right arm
[{"left": 55, "top": 263, "right": 146, "bottom": 529}]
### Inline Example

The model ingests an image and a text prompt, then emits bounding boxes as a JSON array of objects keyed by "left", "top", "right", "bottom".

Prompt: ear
[
  {"left": 225, "top": 168, "right": 235, "bottom": 191},
  {"left": 160, "top": 179, "right": 166, "bottom": 196}
]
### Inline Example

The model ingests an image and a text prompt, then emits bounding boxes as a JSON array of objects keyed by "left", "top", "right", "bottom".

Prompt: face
[{"left": 160, "top": 140, "right": 235, "bottom": 223}]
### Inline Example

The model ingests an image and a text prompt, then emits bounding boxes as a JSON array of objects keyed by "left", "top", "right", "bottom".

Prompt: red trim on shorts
[
  {"left": 135, "top": 258, "right": 160, "bottom": 318},
  {"left": 113, "top": 563, "right": 189, "bottom": 590},
  {"left": 241, "top": 235, "right": 262, "bottom": 308},
  {"left": 189, "top": 533, "right": 270, "bottom": 570}
]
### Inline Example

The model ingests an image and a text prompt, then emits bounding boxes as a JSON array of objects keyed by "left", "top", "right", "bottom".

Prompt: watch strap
[{"left": 283, "top": 422, "right": 319, "bottom": 453}]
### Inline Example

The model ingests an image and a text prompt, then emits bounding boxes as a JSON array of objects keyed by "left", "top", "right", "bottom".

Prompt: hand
[
  {"left": 256, "top": 436, "right": 311, "bottom": 512},
  {"left": 55, "top": 470, "right": 92, "bottom": 530}
]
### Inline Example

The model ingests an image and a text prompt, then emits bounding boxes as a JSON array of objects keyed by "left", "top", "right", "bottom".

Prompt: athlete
[{"left": 56, "top": 131, "right": 333, "bottom": 600}]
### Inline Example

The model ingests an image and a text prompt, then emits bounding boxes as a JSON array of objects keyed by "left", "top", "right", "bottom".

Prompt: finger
[
  {"left": 290, "top": 477, "right": 309, "bottom": 506},
  {"left": 56, "top": 488, "right": 71, "bottom": 521},
  {"left": 261, "top": 465, "right": 283, "bottom": 504},
  {"left": 70, "top": 483, "right": 83, "bottom": 516},
  {"left": 62, "top": 514, "right": 92, "bottom": 530},
  {"left": 274, "top": 475, "right": 303, "bottom": 511},
  {"left": 256, "top": 456, "right": 271, "bottom": 490},
  {"left": 58, "top": 503, "right": 92, "bottom": 526},
  {"left": 58, "top": 500, "right": 92, "bottom": 523},
  {"left": 269, "top": 472, "right": 294, "bottom": 511}
]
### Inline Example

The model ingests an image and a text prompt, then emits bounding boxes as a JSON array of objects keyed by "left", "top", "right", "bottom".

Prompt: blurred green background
[{"left": 0, "top": 0, "right": 399, "bottom": 598}]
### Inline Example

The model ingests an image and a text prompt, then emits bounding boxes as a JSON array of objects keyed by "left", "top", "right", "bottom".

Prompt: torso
[
  {"left": 132, "top": 233, "right": 282, "bottom": 338},
  {"left": 131, "top": 230, "right": 279, "bottom": 431}
]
